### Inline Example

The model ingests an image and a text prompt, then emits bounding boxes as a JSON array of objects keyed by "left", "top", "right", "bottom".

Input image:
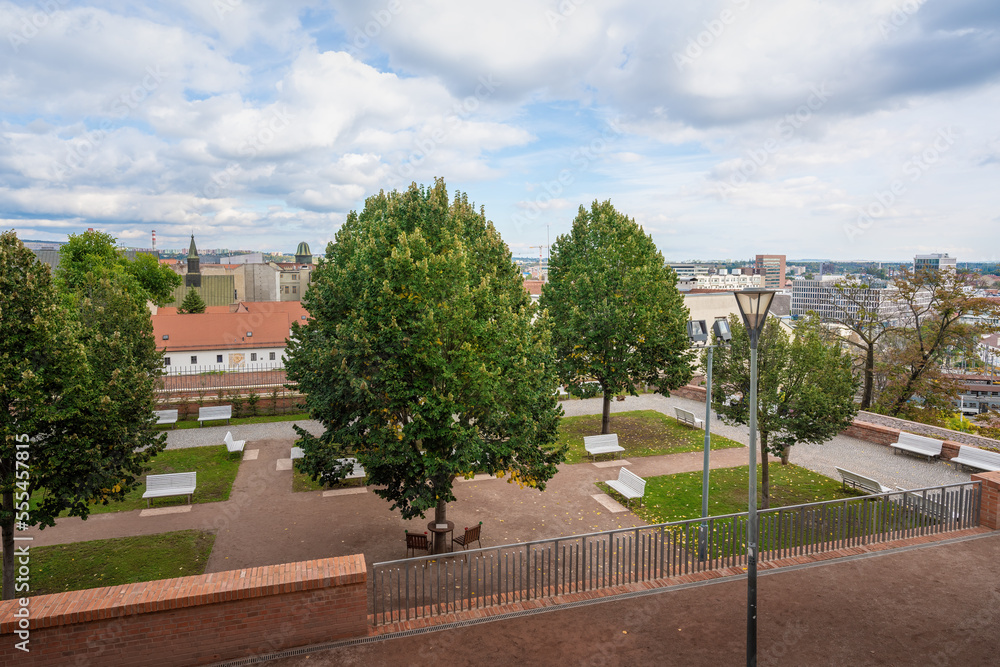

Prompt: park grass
[
  {"left": 292, "top": 461, "right": 366, "bottom": 493},
  {"left": 158, "top": 412, "right": 311, "bottom": 431},
  {"left": 558, "top": 410, "right": 743, "bottom": 464},
  {"left": 31, "top": 446, "right": 242, "bottom": 515},
  {"left": 0, "top": 530, "right": 215, "bottom": 598},
  {"left": 598, "top": 463, "right": 864, "bottom": 524}
]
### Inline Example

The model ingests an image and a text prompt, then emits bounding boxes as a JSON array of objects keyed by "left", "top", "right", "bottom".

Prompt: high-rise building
[
  {"left": 914, "top": 253, "right": 956, "bottom": 273},
  {"left": 754, "top": 254, "right": 786, "bottom": 289}
]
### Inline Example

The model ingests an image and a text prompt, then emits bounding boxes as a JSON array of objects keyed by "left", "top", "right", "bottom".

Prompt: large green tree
[
  {"left": 876, "top": 267, "right": 1000, "bottom": 419},
  {"left": 541, "top": 200, "right": 691, "bottom": 434},
  {"left": 285, "top": 180, "right": 565, "bottom": 541},
  {"left": 709, "top": 314, "right": 859, "bottom": 508},
  {"left": 58, "top": 230, "right": 181, "bottom": 306},
  {"left": 0, "top": 231, "right": 166, "bottom": 599}
]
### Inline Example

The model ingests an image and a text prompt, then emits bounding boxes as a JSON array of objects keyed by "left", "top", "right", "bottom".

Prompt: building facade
[{"left": 754, "top": 254, "right": 786, "bottom": 289}]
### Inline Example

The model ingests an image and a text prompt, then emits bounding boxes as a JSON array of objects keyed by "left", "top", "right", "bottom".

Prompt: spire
[{"left": 187, "top": 234, "right": 199, "bottom": 259}]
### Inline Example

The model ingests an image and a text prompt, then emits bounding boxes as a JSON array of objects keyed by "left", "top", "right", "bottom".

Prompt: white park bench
[
  {"left": 224, "top": 431, "right": 245, "bottom": 454},
  {"left": 950, "top": 445, "right": 1000, "bottom": 472},
  {"left": 890, "top": 432, "right": 943, "bottom": 461},
  {"left": 198, "top": 405, "right": 232, "bottom": 427},
  {"left": 835, "top": 466, "right": 891, "bottom": 495},
  {"left": 290, "top": 447, "right": 366, "bottom": 479},
  {"left": 606, "top": 467, "right": 646, "bottom": 509},
  {"left": 154, "top": 409, "right": 178, "bottom": 428},
  {"left": 584, "top": 434, "right": 625, "bottom": 461},
  {"left": 142, "top": 472, "right": 197, "bottom": 507},
  {"left": 674, "top": 407, "right": 705, "bottom": 429}
]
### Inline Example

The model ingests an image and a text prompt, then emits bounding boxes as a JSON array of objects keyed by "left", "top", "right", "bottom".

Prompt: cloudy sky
[{"left": 2, "top": 1, "right": 999, "bottom": 261}]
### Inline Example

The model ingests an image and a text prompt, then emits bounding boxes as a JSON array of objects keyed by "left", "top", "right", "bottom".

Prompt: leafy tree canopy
[
  {"left": 285, "top": 180, "right": 565, "bottom": 525},
  {"left": 541, "top": 200, "right": 691, "bottom": 433},
  {"left": 57, "top": 230, "right": 181, "bottom": 306},
  {"left": 177, "top": 289, "right": 207, "bottom": 314},
  {"left": 709, "top": 314, "right": 859, "bottom": 508},
  {"left": 0, "top": 230, "right": 166, "bottom": 599}
]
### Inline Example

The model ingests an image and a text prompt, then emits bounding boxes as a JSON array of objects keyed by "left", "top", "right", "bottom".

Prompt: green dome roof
[{"left": 295, "top": 241, "right": 311, "bottom": 257}]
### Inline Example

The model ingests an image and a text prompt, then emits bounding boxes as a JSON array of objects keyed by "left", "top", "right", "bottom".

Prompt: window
[
  {"left": 292, "top": 273, "right": 299, "bottom": 280},
  {"left": 283, "top": 286, "right": 289, "bottom": 294},
  {"left": 292, "top": 285, "right": 297, "bottom": 294},
  {"left": 269, "top": 352, "right": 275, "bottom": 361},
  {"left": 190, "top": 356, "right": 197, "bottom": 364},
  {"left": 217, "top": 355, "right": 223, "bottom": 363},
  {"left": 251, "top": 353, "right": 257, "bottom": 362},
  {"left": 164, "top": 357, "right": 171, "bottom": 367}
]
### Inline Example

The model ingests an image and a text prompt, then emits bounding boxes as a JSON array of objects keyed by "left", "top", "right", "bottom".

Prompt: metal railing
[
  {"left": 370, "top": 481, "right": 981, "bottom": 625},
  {"left": 156, "top": 363, "right": 291, "bottom": 393}
]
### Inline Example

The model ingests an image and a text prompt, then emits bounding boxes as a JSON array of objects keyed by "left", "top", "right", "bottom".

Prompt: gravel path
[
  {"left": 559, "top": 392, "right": 972, "bottom": 490},
  {"left": 168, "top": 392, "right": 973, "bottom": 491}
]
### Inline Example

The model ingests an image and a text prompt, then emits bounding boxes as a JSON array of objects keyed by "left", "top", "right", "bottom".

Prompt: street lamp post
[
  {"left": 734, "top": 287, "right": 776, "bottom": 667},
  {"left": 687, "top": 319, "right": 732, "bottom": 561}
]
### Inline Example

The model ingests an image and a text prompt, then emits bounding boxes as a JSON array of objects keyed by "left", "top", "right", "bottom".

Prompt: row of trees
[
  {"left": 0, "top": 231, "right": 180, "bottom": 599},
  {"left": 286, "top": 181, "right": 860, "bottom": 526}
]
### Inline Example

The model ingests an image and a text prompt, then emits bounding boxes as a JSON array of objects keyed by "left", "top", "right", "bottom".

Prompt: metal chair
[
  {"left": 452, "top": 522, "right": 483, "bottom": 550},
  {"left": 405, "top": 531, "right": 430, "bottom": 558}
]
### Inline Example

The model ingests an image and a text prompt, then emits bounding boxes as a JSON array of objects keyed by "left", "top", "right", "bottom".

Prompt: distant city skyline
[{"left": 3, "top": 3, "right": 999, "bottom": 261}]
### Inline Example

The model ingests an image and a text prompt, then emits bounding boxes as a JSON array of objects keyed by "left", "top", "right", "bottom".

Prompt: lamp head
[{"left": 734, "top": 288, "right": 776, "bottom": 346}]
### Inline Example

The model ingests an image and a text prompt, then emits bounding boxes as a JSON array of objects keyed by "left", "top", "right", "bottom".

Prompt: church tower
[{"left": 186, "top": 234, "right": 202, "bottom": 287}]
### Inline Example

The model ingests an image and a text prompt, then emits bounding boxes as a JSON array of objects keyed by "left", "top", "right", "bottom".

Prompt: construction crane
[{"left": 528, "top": 245, "right": 544, "bottom": 281}]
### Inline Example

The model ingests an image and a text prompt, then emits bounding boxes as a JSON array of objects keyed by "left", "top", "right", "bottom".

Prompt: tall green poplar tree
[
  {"left": 541, "top": 201, "right": 691, "bottom": 434},
  {"left": 285, "top": 180, "right": 565, "bottom": 532}
]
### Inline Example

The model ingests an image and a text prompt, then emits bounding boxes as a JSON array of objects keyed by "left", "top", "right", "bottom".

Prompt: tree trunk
[
  {"left": 759, "top": 435, "right": 770, "bottom": 510},
  {"left": 780, "top": 446, "right": 791, "bottom": 465},
  {"left": 432, "top": 495, "right": 449, "bottom": 555},
  {"left": 861, "top": 345, "right": 875, "bottom": 409},
  {"left": 2, "top": 491, "right": 14, "bottom": 600},
  {"left": 601, "top": 392, "right": 611, "bottom": 434}
]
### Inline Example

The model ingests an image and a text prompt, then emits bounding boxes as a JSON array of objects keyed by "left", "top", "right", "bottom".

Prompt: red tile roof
[
  {"left": 523, "top": 279, "right": 544, "bottom": 296},
  {"left": 152, "top": 302, "right": 310, "bottom": 351}
]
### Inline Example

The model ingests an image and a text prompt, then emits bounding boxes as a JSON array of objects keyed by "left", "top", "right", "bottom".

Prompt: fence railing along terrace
[
  {"left": 371, "top": 481, "right": 981, "bottom": 626},
  {"left": 157, "top": 363, "right": 291, "bottom": 394}
]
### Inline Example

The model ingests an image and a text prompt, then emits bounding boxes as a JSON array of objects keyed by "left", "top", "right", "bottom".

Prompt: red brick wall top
[{"left": 0, "top": 555, "right": 366, "bottom": 634}]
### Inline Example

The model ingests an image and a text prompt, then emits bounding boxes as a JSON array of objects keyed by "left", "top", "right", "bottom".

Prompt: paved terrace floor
[{"left": 262, "top": 531, "right": 1000, "bottom": 667}]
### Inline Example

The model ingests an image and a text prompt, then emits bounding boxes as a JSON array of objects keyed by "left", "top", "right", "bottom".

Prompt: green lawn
[
  {"left": 558, "top": 409, "right": 743, "bottom": 464},
  {"left": 31, "top": 446, "right": 242, "bottom": 514},
  {"left": 600, "top": 463, "right": 863, "bottom": 524},
  {"left": 157, "top": 412, "right": 311, "bottom": 431},
  {"left": 0, "top": 530, "right": 215, "bottom": 598},
  {"left": 292, "top": 461, "right": 366, "bottom": 492}
]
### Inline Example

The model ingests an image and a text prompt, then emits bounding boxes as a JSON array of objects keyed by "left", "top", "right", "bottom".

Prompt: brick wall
[
  {"left": 972, "top": 471, "right": 1000, "bottom": 529},
  {"left": 0, "top": 555, "right": 367, "bottom": 667},
  {"left": 842, "top": 421, "right": 900, "bottom": 446},
  {"left": 672, "top": 384, "right": 707, "bottom": 402}
]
